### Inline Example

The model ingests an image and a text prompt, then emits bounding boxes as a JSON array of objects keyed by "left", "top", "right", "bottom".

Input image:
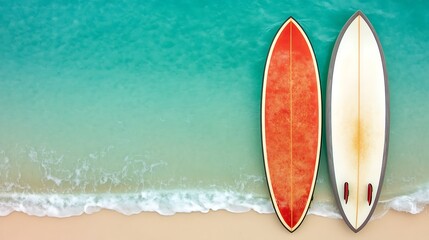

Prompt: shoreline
[
  {"left": 0, "top": 209, "right": 428, "bottom": 240},
  {"left": 1, "top": 186, "right": 427, "bottom": 217}
]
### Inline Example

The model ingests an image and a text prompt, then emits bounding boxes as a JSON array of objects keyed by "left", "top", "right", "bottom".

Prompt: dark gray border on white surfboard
[
  {"left": 326, "top": 10, "right": 390, "bottom": 233},
  {"left": 260, "top": 16, "right": 322, "bottom": 233}
]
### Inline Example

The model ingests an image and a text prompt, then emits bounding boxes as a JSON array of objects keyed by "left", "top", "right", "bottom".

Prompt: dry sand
[{"left": 0, "top": 209, "right": 428, "bottom": 240}]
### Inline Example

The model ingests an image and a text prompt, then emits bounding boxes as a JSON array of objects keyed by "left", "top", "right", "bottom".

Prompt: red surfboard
[{"left": 261, "top": 17, "right": 321, "bottom": 232}]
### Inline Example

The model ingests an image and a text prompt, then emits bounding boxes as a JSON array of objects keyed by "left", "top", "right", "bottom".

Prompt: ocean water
[{"left": 0, "top": 0, "right": 428, "bottom": 218}]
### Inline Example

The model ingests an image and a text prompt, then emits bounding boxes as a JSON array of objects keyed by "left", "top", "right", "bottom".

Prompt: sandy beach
[{"left": 0, "top": 209, "right": 427, "bottom": 240}]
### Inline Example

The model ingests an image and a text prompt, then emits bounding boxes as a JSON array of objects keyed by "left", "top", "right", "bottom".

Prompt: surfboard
[
  {"left": 261, "top": 17, "right": 321, "bottom": 232},
  {"left": 326, "top": 11, "right": 389, "bottom": 232}
]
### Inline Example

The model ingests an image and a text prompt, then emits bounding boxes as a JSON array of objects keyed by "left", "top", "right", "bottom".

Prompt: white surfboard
[{"left": 326, "top": 11, "right": 389, "bottom": 232}]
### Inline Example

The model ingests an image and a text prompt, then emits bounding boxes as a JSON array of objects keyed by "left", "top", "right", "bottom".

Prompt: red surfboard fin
[
  {"left": 344, "top": 182, "right": 349, "bottom": 204},
  {"left": 368, "top": 183, "right": 373, "bottom": 206}
]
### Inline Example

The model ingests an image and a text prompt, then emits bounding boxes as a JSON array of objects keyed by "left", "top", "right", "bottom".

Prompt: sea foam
[
  {"left": 379, "top": 186, "right": 429, "bottom": 214},
  {"left": 0, "top": 190, "right": 273, "bottom": 217},
  {"left": 0, "top": 186, "right": 428, "bottom": 218}
]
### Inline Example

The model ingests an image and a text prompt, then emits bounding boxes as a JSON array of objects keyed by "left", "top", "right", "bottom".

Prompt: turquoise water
[{"left": 0, "top": 1, "right": 428, "bottom": 217}]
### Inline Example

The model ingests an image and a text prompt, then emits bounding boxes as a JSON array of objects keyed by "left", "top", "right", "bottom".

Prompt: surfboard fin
[
  {"left": 367, "top": 183, "right": 373, "bottom": 206},
  {"left": 344, "top": 182, "right": 349, "bottom": 204}
]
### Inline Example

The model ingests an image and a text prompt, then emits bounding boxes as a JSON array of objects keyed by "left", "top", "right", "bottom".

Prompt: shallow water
[{"left": 0, "top": 0, "right": 428, "bottom": 217}]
